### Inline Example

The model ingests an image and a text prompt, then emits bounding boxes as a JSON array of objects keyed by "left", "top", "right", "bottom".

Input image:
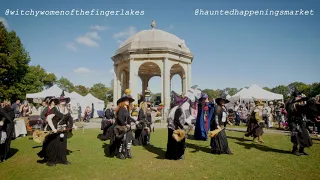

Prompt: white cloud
[
  {"left": 166, "top": 25, "right": 174, "bottom": 31},
  {"left": 85, "top": 31, "right": 100, "bottom": 40},
  {"left": 113, "top": 26, "right": 137, "bottom": 43},
  {"left": 65, "top": 42, "right": 77, "bottom": 51},
  {"left": 75, "top": 36, "right": 98, "bottom": 47},
  {"left": 0, "top": 17, "right": 9, "bottom": 28},
  {"left": 73, "top": 67, "right": 94, "bottom": 74},
  {"left": 90, "top": 25, "right": 108, "bottom": 31},
  {"left": 75, "top": 31, "right": 100, "bottom": 47}
]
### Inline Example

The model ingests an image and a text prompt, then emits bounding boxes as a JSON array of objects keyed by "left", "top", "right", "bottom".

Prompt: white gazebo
[{"left": 112, "top": 20, "right": 193, "bottom": 116}]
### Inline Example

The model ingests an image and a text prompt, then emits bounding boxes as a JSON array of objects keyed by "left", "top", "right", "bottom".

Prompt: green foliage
[
  {"left": 2, "top": 129, "right": 320, "bottom": 180},
  {"left": 15, "top": 65, "right": 57, "bottom": 98},
  {"left": 224, "top": 87, "right": 238, "bottom": 96},
  {"left": 0, "top": 23, "right": 31, "bottom": 100},
  {"left": 89, "top": 83, "right": 111, "bottom": 104},
  {"left": 271, "top": 85, "right": 290, "bottom": 100},
  {"left": 202, "top": 89, "right": 222, "bottom": 99},
  {"left": 74, "top": 85, "right": 89, "bottom": 96},
  {"left": 263, "top": 87, "right": 271, "bottom": 91},
  {"left": 56, "top": 77, "right": 75, "bottom": 92}
]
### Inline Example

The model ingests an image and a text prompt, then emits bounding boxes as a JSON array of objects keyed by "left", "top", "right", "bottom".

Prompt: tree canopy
[{"left": 0, "top": 21, "right": 319, "bottom": 104}]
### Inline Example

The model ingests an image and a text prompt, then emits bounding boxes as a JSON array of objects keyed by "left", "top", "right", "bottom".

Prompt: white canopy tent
[
  {"left": 83, "top": 93, "right": 105, "bottom": 118},
  {"left": 26, "top": 84, "right": 70, "bottom": 98},
  {"left": 228, "top": 84, "right": 283, "bottom": 102}
]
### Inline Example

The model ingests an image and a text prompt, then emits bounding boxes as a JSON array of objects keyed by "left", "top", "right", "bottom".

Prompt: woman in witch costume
[
  {"left": 194, "top": 93, "right": 214, "bottom": 140},
  {"left": 209, "top": 91, "right": 232, "bottom": 155},
  {"left": 134, "top": 100, "right": 152, "bottom": 146},
  {"left": 244, "top": 99, "right": 265, "bottom": 143},
  {"left": 286, "top": 88, "right": 313, "bottom": 156},
  {"left": 165, "top": 86, "right": 202, "bottom": 160},
  {"left": 0, "top": 102, "right": 15, "bottom": 162},
  {"left": 109, "top": 89, "right": 139, "bottom": 159},
  {"left": 37, "top": 97, "right": 73, "bottom": 166}
]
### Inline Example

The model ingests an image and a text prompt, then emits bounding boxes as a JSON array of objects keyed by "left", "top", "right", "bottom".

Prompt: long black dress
[
  {"left": 109, "top": 107, "right": 136, "bottom": 159},
  {"left": 165, "top": 107, "right": 186, "bottom": 160},
  {"left": 0, "top": 107, "right": 15, "bottom": 161},
  {"left": 101, "top": 108, "right": 114, "bottom": 139},
  {"left": 38, "top": 107, "right": 73, "bottom": 166},
  {"left": 287, "top": 100, "right": 313, "bottom": 155},
  {"left": 133, "top": 109, "right": 152, "bottom": 146},
  {"left": 210, "top": 105, "right": 232, "bottom": 154}
]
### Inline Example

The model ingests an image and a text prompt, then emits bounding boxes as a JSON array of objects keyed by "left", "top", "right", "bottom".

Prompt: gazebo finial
[{"left": 151, "top": 20, "right": 156, "bottom": 29}]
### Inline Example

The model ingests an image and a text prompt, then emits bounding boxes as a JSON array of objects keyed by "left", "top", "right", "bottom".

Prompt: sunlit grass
[{"left": 0, "top": 128, "right": 319, "bottom": 180}]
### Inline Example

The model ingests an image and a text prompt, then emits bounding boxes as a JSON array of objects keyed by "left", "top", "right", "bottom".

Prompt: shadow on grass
[
  {"left": 97, "top": 134, "right": 108, "bottom": 141},
  {"left": 186, "top": 134, "right": 196, "bottom": 140},
  {"left": 185, "top": 142, "right": 211, "bottom": 154},
  {"left": 102, "top": 143, "right": 116, "bottom": 158},
  {"left": 32, "top": 145, "right": 42, "bottom": 149},
  {"left": 235, "top": 142, "right": 292, "bottom": 154},
  {"left": 5, "top": 148, "right": 19, "bottom": 160},
  {"left": 226, "top": 129, "right": 246, "bottom": 133},
  {"left": 227, "top": 136, "right": 252, "bottom": 142},
  {"left": 143, "top": 144, "right": 166, "bottom": 159}
]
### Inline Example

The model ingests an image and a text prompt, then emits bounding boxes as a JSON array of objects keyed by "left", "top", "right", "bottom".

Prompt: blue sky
[{"left": 1, "top": 0, "right": 319, "bottom": 94}]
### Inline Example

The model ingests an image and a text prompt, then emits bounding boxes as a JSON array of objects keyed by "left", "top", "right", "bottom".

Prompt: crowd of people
[{"left": 1, "top": 86, "right": 319, "bottom": 164}]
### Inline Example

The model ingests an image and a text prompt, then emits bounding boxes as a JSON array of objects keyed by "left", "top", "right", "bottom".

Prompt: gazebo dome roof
[{"left": 115, "top": 24, "right": 191, "bottom": 55}]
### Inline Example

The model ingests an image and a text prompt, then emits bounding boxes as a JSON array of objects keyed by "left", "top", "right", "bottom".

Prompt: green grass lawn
[{"left": 1, "top": 129, "right": 320, "bottom": 180}]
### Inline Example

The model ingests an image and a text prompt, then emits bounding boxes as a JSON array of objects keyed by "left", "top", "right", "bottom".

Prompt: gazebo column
[
  {"left": 113, "top": 65, "right": 122, "bottom": 104},
  {"left": 125, "top": 71, "right": 130, "bottom": 90},
  {"left": 129, "top": 59, "right": 139, "bottom": 103},
  {"left": 163, "top": 58, "right": 171, "bottom": 115},
  {"left": 141, "top": 75, "right": 149, "bottom": 96},
  {"left": 117, "top": 69, "right": 122, "bottom": 99},
  {"left": 182, "top": 75, "right": 187, "bottom": 94},
  {"left": 187, "top": 63, "right": 192, "bottom": 88}
]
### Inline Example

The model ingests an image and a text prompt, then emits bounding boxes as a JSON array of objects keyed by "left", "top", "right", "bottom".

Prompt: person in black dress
[
  {"left": 134, "top": 101, "right": 152, "bottom": 146},
  {"left": 287, "top": 88, "right": 313, "bottom": 156},
  {"left": 101, "top": 105, "right": 115, "bottom": 139},
  {"left": 109, "top": 89, "right": 138, "bottom": 159},
  {"left": 0, "top": 102, "right": 15, "bottom": 162},
  {"left": 210, "top": 92, "right": 232, "bottom": 155},
  {"left": 37, "top": 98, "right": 73, "bottom": 166},
  {"left": 165, "top": 85, "right": 202, "bottom": 160}
]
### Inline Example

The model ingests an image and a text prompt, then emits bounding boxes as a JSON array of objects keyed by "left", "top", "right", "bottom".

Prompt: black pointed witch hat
[{"left": 58, "top": 90, "right": 70, "bottom": 104}]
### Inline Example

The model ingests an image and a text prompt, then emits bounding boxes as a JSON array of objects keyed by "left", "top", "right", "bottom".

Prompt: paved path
[{"left": 79, "top": 118, "right": 290, "bottom": 135}]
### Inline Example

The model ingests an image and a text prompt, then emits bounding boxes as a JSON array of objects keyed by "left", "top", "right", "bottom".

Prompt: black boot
[
  {"left": 126, "top": 149, "right": 132, "bottom": 159},
  {"left": 117, "top": 152, "right": 126, "bottom": 160},
  {"left": 292, "top": 145, "right": 301, "bottom": 156},
  {"left": 299, "top": 146, "right": 308, "bottom": 155}
]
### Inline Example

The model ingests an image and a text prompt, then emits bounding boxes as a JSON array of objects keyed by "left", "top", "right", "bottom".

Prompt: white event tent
[
  {"left": 26, "top": 84, "right": 70, "bottom": 99},
  {"left": 26, "top": 85, "right": 105, "bottom": 118},
  {"left": 83, "top": 93, "right": 105, "bottom": 118},
  {"left": 228, "top": 84, "right": 283, "bottom": 102}
]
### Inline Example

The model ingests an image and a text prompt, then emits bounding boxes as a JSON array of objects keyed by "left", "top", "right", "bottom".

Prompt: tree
[
  {"left": 224, "top": 87, "right": 238, "bottom": 96},
  {"left": 56, "top": 77, "right": 75, "bottom": 92},
  {"left": 309, "top": 82, "right": 320, "bottom": 97},
  {"left": 287, "top": 82, "right": 311, "bottom": 96},
  {"left": 271, "top": 85, "right": 290, "bottom": 100},
  {"left": 14, "top": 65, "right": 57, "bottom": 99},
  {"left": 0, "top": 23, "right": 31, "bottom": 100},
  {"left": 74, "top": 85, "right": 89, "bottom": 96},
  {"left": 263, "top": 87, "right": 271, "bottom": 91},
  {"left": 89, "top": 83, "right": 110, "bottom": 104},
  {"left": 202, "top": 89, "right": 222, "bottom": 99}
]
